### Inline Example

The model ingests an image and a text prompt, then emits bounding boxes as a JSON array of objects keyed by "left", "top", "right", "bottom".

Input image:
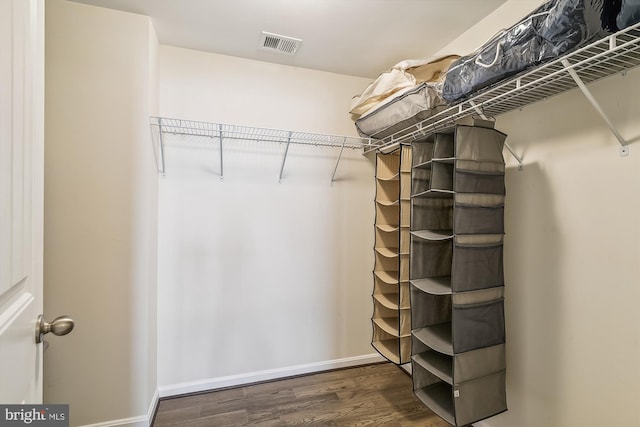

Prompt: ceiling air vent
[{"left": 258, "top": 31, "right": 302, "bottom": 55}]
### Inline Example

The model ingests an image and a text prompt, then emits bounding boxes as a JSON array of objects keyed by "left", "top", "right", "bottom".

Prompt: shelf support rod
[
  {"left": 469, "top": 100, "right": 488, "bottom": 121},
  {"left": 279, "top": 132, "right": 292, "bottom": 183},
  {"left": 504, "top": 141, "right": 523, "bottom": 171},
  {"left": 562, "top": 59, "right": 629, "bottom": 156},
  {"left": 331, "top": 138, "right": 346, "bottom": 185},
  {"left": 218, "top": 124, "right": 224, "bottom": 181},
  {"left": 469, "top": 100, "right": 523, "bottom": 169},
  {"left": 157, "top": 119, "right": 166, "bottom": 176}
]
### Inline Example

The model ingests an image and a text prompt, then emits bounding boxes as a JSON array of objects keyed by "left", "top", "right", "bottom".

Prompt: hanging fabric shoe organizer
[
  {"left": 409, "top": 122, "right": 508, "bottom": 426},
  {"left": 371, "top": 145, "right": 413, "bottom": 364}
]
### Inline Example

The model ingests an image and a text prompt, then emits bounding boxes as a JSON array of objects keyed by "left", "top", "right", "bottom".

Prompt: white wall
[
  {"left": 438, "top": 2, "right": 640, "bottom": 426},
  {"left": 157, "top": 46, "right": 379, "bottom": 393},
  {"left": 44, "top": 1, "right": 158, "bottom": 425}
]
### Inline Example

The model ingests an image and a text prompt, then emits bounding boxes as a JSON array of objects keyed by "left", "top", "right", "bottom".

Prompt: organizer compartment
[
  {"left": 451, "top": 238, "right": 504, "bottom": 292},
  {"left": 410, "top": 237, "right": 452, "bottom": 279},
  {"left": 400, "top": 227, "right": 411, "bottom": 254},
  {"left": 412, "top": 297, "right": 505, "bottom": 356},
  {"left": 431, "top": 162, "right": 454, "bottom": 192},
  {"left": 373, "top": 280, "right": 399, "bottom": 310},
  {"left": 400, "top": 172, "right": 412, "bottom": 200},
  {"left": 412, "top": 140, "right": 434, "bottom": 167},
  {"left": 453, "top": 371, "right": 507, "bottom": 426},
  {"left": 411, "top": 197, "right": 453, "bottom": 231},
  {"left": 372, "top": 321, "right": 410, "bottom": 365},
  {"left": 400, "top": 253, "right": 410, "bottom": 282},
  {"left": 411, "top": 167, "right": 432, "bottom": 195},
  {"left": 400, "top": 199, "right": 411, "bottom": 226},
  {"left": 454, "top": 204, "right": 504, "bottom": 235},
  {"left": 375, "top": 203, "right": 400, "bottom": 228},
  {"left": 373, "top": 299, "right": 400, "bottom": 335},
  {"left": 452, "top": 298, "right": 505, "bottom": 353},
  {"left": 375, "top": 225, "right": 398, "bottom": 250},
  {"left": 376, "top": 179, "right": 400, "bottom": 203},
  {"left": 455, "top": 125, "right": 506, "bottom": 163},
  {"left": 412, "top": 362, "right": 456, "bottom": 425},
  {"left": 410, "top": 285, "right": 451, "bottom": 331},
  {"left": 412, "top": 343, "right": 506, "bottom": 386},
  {"left": 453, "top": 194, "right": 505, "bottom": 235},
  {"left": 375, "top": 251, "right": 398, "bottom": 272},
  {"left": 433, "top": 132, "right": 455, "bottom": 159},
  {"left": 455, "top": 169, "right": 505, "bottom": 194},
  {"left": 376, "top": 152, "right": 401, "bottom": 180}
]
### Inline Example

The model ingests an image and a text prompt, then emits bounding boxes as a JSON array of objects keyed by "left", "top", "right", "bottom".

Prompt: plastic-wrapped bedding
[
  {"left": 443, "top": 0, "right": 621, "bottom": 103},
  {"left": 355, "top": 82, "right": 447, "bottom": 139},
  {"left": 617, "top": 0, "right": 640, "bottom": 28}
]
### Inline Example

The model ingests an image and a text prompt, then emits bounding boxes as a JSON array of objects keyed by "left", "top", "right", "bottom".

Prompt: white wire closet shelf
[
  {"left": 150, "top": 117, "right": 376, "bottom": 182},
  {"left": 366, "top": 22, "right": 640, "bottom": 159}
]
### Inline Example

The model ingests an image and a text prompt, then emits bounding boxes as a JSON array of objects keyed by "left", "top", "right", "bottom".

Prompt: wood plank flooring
[{"left": 152, "top": 363, "right": 451, "bottom": 426}]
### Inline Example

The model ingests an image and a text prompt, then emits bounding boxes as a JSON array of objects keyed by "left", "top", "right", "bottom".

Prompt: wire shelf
[
  {"left": 366, "top": 22, "right": 640, "bottom": 154},
  {"left": 150, "top": 117, "right": 376, "bottom": 181},
  {"left": 151, "top": 117, "right": 374, "bottom": 150}
]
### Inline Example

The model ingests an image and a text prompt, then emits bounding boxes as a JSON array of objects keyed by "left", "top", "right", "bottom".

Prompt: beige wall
[
  {"left": 156, "top": 46, "right": 378, "bottom": 393},
  {"left": 484, "top": 68, "right": 640, "bottom": 427},
  {"left": 44, "top": 1, "right": 158, "bottom": 425},
  {"left": 158, "top": 45, "right": 368, "bottom": 135},
  {"left": 437, "top": 2, "right": 640, "bottom": 426}
]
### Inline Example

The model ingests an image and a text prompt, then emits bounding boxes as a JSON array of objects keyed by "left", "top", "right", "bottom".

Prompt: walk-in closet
[{"left": 33, "top": 1, "right": 640, "bottom": 426}]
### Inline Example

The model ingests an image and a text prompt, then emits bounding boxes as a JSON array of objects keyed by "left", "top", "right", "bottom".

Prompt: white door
[{"left": 0, "top": 0, "right": 45, "bottom": 404}]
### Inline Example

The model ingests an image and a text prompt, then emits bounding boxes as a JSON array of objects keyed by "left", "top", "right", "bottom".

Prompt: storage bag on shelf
[
  {"left": 443, "top": 0, "right": 620, "bottom": 102},
  {"left": 617, "top": 0, "right": 640, "bottom": 28}
]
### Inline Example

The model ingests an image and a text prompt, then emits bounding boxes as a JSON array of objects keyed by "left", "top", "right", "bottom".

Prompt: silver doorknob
[{"left": 36, "top": 314, "right": 75, "bottom": 344}]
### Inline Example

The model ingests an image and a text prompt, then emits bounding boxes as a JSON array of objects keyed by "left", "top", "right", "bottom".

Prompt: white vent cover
[{"left": 258, "top": 31, "right": 302, "bottom": 55}]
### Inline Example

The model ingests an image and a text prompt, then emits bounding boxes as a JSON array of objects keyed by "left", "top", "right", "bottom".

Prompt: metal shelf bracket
[
  {"left": 278, "top": 132, "right": 292, "bottom": 183},
  {"left": 562, "top": 58, "right": 629, "bottom": 157},
  {"left": 331, "top": 138, "right": 346, "bottom": 185},
  {"left": 157, "top": 119, "right": 166, "bottom": 176},
  {"left": 218, "top": 124, "right": 224, "bottom": 180}
]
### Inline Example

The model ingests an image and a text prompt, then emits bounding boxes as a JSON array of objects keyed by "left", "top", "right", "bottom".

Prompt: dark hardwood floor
[{"left": 152, "top": 363, "right": 451, "bottom": 426}]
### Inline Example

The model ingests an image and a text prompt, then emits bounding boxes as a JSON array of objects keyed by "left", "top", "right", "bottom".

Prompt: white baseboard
[
  {"left": 159, "top": 353, "right": 386, "bottom": 398},
  {"left": 79, "top": 388, "right": 159, "bottom": 427},
  {"left": 147, "top": 388, "right": 159, "bottom": 424}
]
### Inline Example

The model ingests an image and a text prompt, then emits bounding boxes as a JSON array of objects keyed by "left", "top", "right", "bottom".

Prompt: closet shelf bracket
[
  {"left": 218, "top": 124, "right": 224, "bottom": 180},
  {"left": 469, "top": 100, "right": 524, "bottom": 170},
  {"left": 157, "top": 121, "right": 166, "bottom": 176},
  {"left": 279, "top": 132, "right": 292, "bottom": 183},
  {"left": 561, "top": 58, "right": 629, "bottom": 157},
  {"left": 331, "top": 138, "right": 346, "bottom": 185}
]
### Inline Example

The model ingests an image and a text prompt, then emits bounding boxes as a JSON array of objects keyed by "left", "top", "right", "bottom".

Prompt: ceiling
[{"left": 68, "top": 0, "right": 507, "bottom": 79}]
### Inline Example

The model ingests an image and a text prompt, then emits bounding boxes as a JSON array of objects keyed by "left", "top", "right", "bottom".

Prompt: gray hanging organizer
[{"left": 409, "top": 123, "right": 508, "bottom": 426}]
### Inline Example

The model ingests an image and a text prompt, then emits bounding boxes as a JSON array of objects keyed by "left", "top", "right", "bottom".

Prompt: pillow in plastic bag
[{"left": 617, "top": 0, "right": 640, "bottom": 28}]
